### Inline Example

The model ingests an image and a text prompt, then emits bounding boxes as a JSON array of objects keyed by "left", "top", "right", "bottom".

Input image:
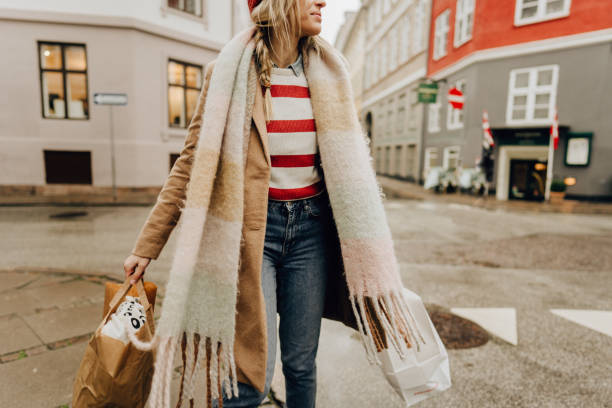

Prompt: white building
[
  {"left": 0, "top": 0, "right": 249, "bottom": 195},
  {"left": 335, "top": 9, "right": 367, "bottom": 115},
  {"left": 360, "top": 0, "right": 432, "bottom": 182}
]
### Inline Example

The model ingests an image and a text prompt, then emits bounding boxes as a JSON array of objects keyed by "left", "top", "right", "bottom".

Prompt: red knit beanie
[{"left": 248, "top": 0, "right": 262, "bottom": 13}]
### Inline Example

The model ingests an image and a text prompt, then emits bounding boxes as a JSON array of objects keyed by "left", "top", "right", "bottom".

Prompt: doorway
[{"left": 508, "top": 159, "right": 547, "bottom": 201}]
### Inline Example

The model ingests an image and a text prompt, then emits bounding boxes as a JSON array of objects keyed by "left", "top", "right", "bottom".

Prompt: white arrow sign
[{"left": 94, "top": 93, "right": 128, "bottom": 105}]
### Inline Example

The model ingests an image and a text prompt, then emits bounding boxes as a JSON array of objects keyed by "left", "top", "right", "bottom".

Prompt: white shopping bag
[{"left": 378, "top": 287, "right": 451, "bottom": 406}]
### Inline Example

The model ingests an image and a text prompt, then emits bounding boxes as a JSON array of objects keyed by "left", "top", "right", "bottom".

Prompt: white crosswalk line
[
  {"left": 450, "top": 307, "right": 518, "bottom": 345},
  {"left": 550, "top": 309, "right": 612, "bottom": 338}
]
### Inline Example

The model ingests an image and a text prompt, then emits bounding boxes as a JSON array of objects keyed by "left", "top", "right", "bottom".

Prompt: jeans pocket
[{"left": 303, "top": 202, "right": 321, "bottom": 218}]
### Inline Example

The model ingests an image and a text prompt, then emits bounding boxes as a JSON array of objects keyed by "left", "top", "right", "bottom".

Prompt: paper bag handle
[{"left": 97, "top": 277, "right": 155, "bottom": 337}]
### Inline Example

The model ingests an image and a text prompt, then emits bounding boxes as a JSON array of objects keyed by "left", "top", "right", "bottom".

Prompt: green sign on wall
[{"left": 417, "top": 82, "right": 438, "bottom": 103}]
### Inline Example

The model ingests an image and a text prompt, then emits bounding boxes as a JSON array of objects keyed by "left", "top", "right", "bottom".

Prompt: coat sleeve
[{"left": 131, "top": 60, "right": 216, "bottom": 260}]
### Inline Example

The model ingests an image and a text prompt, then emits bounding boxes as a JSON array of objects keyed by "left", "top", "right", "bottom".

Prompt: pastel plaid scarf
[{"left": 131, "top": 25, "right": 425, "bottom": 408}]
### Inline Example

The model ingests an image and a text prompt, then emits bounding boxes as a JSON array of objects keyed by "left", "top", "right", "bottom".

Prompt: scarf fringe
[
  {"left": 129, "top": 331, "right": 239, "bottom": 408},
  {"left": 350, "top": 289, "right": 427, "bottom": 365}
]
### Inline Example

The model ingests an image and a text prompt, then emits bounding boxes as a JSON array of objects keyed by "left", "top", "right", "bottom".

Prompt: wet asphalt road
[{"left": 1, "top": 198, "right": 611, "bottom": 407}]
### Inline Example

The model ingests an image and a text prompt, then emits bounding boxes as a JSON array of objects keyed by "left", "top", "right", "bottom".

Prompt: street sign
[
  {"left": 417, "top": 82, "right": 438, "bottom": 103},
  {"left": 448, "top": 87, "right": 464, "bottom": 109},
  {"left": 94, "top": 93, "right": 128, "bottom": 106}
]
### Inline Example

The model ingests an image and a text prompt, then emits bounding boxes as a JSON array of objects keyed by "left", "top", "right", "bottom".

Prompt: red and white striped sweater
[{"left": 266, "top": 53, "right": 324, "bottom": 201}]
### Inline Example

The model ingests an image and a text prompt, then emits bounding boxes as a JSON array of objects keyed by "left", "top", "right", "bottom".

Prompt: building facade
[
  {"left": 0, "top": 0, "right": 248, "bottom": 194},
  {"left": 425, "top": 0, "right": 612, "bottom": 201},
  {"left": 360, "top": 0, "right": 433, "bottom": 183},
  {"left": 335, "top": 9, "right": 367, "bottom": 115}
]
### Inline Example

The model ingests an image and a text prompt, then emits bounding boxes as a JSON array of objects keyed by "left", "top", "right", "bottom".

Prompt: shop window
[
  {"left": 433, "top": 9, "right": 450, "bottom": 60},
  {"left": 507, "top": 65, "right": 559, "bottom": 125},
  {"left": 168, "top": 0, "right": 203, "bottom": 17},
  {"left": 38, "top": 42, "right": 89, "bottom": 120},
  {"left": 454, "top": 0, "right": 475, "bottom": 47},
  {"left": 168, "top": 59, "right": 203, "bottom": 128},
  {"left": 514, "top": 0, "right": 571, "bottom": 26},
  {"left": 44, "top": 150, "right": 92, "bottom": 184}
]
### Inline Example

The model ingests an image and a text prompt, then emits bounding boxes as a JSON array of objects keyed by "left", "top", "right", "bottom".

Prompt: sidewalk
[
  {"left": 0, "top": 268, "right": 404, "bottom": 408},
  {"left": 378, "top": 175, "right": 612, "bottom": 215}
]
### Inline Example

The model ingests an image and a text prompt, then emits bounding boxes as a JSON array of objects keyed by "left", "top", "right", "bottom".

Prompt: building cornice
[
  {"left": 430, "top": 28, "right": 612, "bottom": 80},
  {"left": 362, "top": 67, "right": 427, "bottom": 108},
  {"left": 0, "top": 7, "right": 224, "bottom": 51}
]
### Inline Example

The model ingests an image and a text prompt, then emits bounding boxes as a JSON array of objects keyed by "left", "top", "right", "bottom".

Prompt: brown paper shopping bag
[{"left": 72, "top": 278, "right": 156, "bottom": 408}]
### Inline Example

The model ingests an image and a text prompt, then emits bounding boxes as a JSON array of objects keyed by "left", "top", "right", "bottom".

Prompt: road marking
[
  {"left": 450, "top": 307, "right": 517, "bottom": 345},
  {"left": 550, "top": 309, "right": 612, "bottom": 338}
]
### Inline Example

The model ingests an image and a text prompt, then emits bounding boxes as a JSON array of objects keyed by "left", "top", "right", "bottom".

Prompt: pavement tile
[
  {"left": 0, "top": 279, "right": 104, "bottom": 316},
  {"left": 0, "top": 342, "right": 87, "bottom": 408},
  {"left": 0, "top": 271, "right": 38, "bottom": 292},
  {"left": 0, "top": 314, "right": 42, "bottom": 355},
  {"left": 21, "top": 302, "right": 102, "bottom": 344}
]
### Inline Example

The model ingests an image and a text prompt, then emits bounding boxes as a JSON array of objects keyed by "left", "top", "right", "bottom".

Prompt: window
[
  {"left": 515, "top": 0, "right": 571, "bottom": 26},
  {"left": 390, "top": 27, "right": 399, "bottom": 71},
  {"left": 433, "top": 10, "right": 450, "bottom": 60},
  {"left": 386, "top": 100, "right": 394, "bottom": 138},
  {"left": 413, "top": 0, "right": 428, "bottom": 54},
  {"left": 428, "top": 101, "right": 441, "bottom": 132},
  {"left": 168, "top": 59, "right": 203, "bottom": 128},
  {"left": 384, "top": 0, "right": 391, "bottom": 14},
  {"left": 168, "top": 0, "right": 203, "bottom": 17},
  {"left": 376, "top": 147, "right": 383, "bottom": 172},
  {"left": 506, "top": 65, "right": 559, "bottom": 125},
  {"left": 447, "top": 79, "right": 466, "bottom": 130},
  {"left": 443, "top": 146, "right": 461, "bottom": 170},
  {"left": 396, "top": 94, "right": 406, "bottom": 136},
  {"left": 401, "top": 15, "right": 411, "bottom": 63},
  {"left": 454, "top": 0, "right": 474, "bottom": 47},
  {"left": 169, "top": 153, "right": 180, "bottom": 171},
  {"left": 368, "top": 5, "right": 375, "bottom": 33},
  {"left": 395, "top": 145, "right": 403, "bottom": 175},
  {"left": 381, "top": 38, "right": 388, "bottom": 78},
  {"left": 376, "top": 0, "right": 383, "bottom": 24},
  {"left": 44, "top": 150, "right": 92, "bottom": 184},
  {"left": 38, "top": 42, "right": 89, "bottom": 119},
  {"left": 377, "top": 112, "right": 385, "bottom": 139},
  {"left": 424, "top": 147, "right": 438, "bottom": 177},
  {"left": 385, "top": 146, "right": 391, "bottom": 173}
]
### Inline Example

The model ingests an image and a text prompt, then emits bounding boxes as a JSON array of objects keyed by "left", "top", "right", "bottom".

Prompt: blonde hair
[{"left": 250, "top": 0, "right": 322, "bottom": 122}]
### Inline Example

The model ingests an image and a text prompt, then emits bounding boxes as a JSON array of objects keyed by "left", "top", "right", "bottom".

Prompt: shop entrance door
[{"left": 508, "top": 159, "right": 547, "bottom": 201}]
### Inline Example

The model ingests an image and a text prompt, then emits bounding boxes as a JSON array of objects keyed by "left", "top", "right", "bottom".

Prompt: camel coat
[{"left": 132, "top": 54, "right": 386, "bottom": 394}]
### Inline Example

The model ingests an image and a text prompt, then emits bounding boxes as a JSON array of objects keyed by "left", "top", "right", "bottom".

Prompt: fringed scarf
[{"left": 130, "top": 25, "right": 426, "bottom": 408}]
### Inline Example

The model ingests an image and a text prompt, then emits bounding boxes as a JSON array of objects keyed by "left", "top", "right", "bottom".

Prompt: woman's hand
[{"left": 124, "top": 255, "right": 151, "bottom": 284}]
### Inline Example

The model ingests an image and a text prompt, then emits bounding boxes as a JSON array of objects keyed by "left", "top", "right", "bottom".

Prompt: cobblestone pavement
[{"left": 0, "top": 197, "right": 611, "bottom": 407}]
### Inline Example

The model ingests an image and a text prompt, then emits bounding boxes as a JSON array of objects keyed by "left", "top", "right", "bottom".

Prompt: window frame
[
  {"left": 38, "top": 41, "right": 89, "bottom": 120},
  {"left": 454, "top": 0, "right": 475, "bottom": 48},
  {"left": 506, "top": 64, "right": 559, "bottom": 126},
  {"left": 424, "top": 147, "right": 438, "bottom": 176},
  {"left": 433, "top": 9, "right": 451, "bottom": 61},
  {"left": 447, "top": 79, "right": 466, "bottom": 130},
  {"left": 428, "top": 100, "right": 442, "bottom": 133},
  {"left": 443, "top": 145, "right": 461, "bottom": 170},
  {"left": 514, "top": 0, "right": 571, "bottom": 26},
  {"left": 167, "top": 0, "right": 204, "bottom": 17},
  {"left": 413, "top": 0, "right": 428, "bottom": 54},
  {"left": 167, "top": 58, "right": 204, "bottom": 129}
]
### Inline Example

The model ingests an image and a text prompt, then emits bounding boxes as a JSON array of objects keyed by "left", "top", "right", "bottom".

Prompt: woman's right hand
[{"left": 124, "top": 254, "right": 151, "bottom": 284}]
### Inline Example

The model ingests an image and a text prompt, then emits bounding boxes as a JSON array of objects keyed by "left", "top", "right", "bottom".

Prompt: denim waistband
[{"left": 268, "top": 189, "right": 329, "bottom": 211}]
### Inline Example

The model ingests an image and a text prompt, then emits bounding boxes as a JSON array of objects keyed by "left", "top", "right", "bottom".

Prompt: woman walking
[{"left": 123, "top": 1, "right": 424, "bottom": 407}]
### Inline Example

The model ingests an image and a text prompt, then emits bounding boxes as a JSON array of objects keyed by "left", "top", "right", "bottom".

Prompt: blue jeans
[{"left": 213, "top": 191, "right": 332, "bottom": 408}]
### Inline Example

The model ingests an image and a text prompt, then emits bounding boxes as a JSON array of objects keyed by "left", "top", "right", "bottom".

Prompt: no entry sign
[{"left": 448, "top": 87, "right": 464, "bottom": 110}]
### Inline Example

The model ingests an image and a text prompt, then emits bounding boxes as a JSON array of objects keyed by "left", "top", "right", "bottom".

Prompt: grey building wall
[{"left": 423, "top": 40, "right": 612, "bottom": 199}]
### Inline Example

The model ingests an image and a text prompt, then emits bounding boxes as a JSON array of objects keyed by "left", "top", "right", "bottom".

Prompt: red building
[{"left": 422, "top": 0, "right": 612, "bottom": 201}]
